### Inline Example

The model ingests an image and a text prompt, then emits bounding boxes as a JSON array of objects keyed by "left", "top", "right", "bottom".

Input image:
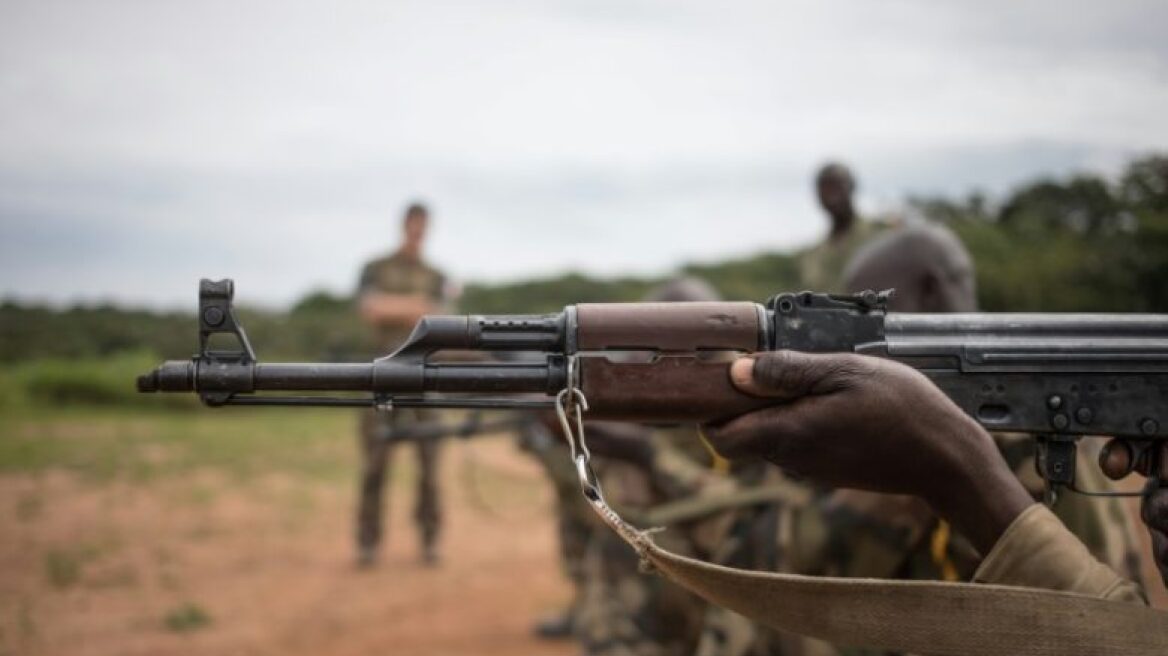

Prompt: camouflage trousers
[
  {"left": 357, "top": 408, "right": 443, "bottom": 553},
  {"left": 516, "top": 421, "right": 598, "bottom": 610},
  {"left": 575, "top": 457, "right": 790, "bottom": 656}
]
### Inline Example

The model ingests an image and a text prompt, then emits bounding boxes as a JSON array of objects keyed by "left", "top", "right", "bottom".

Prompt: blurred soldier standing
[
  {"left": 799, "top": 162, "right": 892, "bottom": 293},
  {"left": 355, "top": 202, "right": 448, "bottom": 567}
]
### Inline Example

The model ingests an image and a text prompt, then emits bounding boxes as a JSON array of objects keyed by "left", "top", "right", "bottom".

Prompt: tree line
[{"left": 3, "top": 154, "right": 1165, "bottom": 365}]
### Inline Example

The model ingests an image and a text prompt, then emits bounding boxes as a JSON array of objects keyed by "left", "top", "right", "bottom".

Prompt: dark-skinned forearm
[{"left": 923, "top": 420, "right": 1035, "bottom": 555}]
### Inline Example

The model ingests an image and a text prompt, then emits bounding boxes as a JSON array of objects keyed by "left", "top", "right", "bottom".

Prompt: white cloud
[{"left": 1, "top": 0, "right": 1166, "bottom": 307}]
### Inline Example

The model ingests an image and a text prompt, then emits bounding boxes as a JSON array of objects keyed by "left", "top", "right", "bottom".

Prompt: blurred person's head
[
  {"left": 843, "top": 223, "right": 976, "bottom": 313},
  {"left": 644, "top": 276, "right": 721, "bottom": 303},
  {"left": 401, "top": 202, "right": 429, "bottom": 256},
  {"left": 602, "top": 276, "right": 721, "bottom": 366},
  {"left": 815, "top": 162, "right": 857, "bottom": 236}
]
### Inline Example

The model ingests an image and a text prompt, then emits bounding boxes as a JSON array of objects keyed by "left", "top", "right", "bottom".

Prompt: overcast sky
[{"left": 2, "top": 0, "right": 1166, "bottom": 309}]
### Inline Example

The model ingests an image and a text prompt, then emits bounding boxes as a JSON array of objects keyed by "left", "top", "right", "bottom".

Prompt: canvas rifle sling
[{"left": 584, "top": 485, "right": 1168, "bottom": 656}]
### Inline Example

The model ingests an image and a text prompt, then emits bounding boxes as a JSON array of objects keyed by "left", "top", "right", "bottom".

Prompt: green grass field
[{"left": 0, "top": 406, "right": 358, "bottom": 483}]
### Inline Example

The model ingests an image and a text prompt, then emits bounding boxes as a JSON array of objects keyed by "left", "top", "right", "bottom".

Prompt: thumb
[{"left": 729, "top": 350, "right": 860, "bottom": 399}]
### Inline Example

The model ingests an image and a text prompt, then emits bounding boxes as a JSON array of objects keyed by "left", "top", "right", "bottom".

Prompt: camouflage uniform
[
  {"left": 574, "top": 426, "right": 718, "bottom": 656},
  {"left": 574, "top": 426, "right": 806, "bottom": 656},
  {"left": 516, "top": 420, "right": 599, "bottom": 621},
  {"left": 356, "top": 250, "right": 447, "bottom": 559}
]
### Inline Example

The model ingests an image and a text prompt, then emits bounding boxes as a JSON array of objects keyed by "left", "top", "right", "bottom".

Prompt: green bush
[{"left": 0, "top": 351, "right": 196, "bottom": 409}]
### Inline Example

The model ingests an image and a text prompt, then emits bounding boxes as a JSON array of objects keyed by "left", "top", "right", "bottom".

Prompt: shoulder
[
  {"left": 357, "top": 252, "right": 402, "bottom": 287},
  {"left": 361, "top": 252, "right": 397, "bottom": 270},
  {"left": 368, "top": 251, "right": 438, "bottom": 275},
  {"left": 849, "top": 215, "right": 899, "bottom": 245},
  {"left": 417, "top": 259, "right": 446, "bottom": 282},
  {"left": 844, "top": 221, "right": 977, "bottom": 311}
]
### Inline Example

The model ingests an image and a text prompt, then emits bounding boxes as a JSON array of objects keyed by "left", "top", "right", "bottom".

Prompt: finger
[
  {"left": 1099, "top": 438, "right": 1136, "bottom": 480},
  {"left": 728, "top": 354, "right": 760, "bottom": 391},
  {"left": 1142, "top": 489, "right": 1168, "bottom": 589},
  {"left": 1133, "top": 443, "right": 1168, "bottom": 479},
  {"left": 702, "top": 405, "right": 807, "bottom": 461},
  {"left": 729, "top": 350, "right": 867, "bottom": 399},
  {"left": 1151, "top": 530, "right": 1168, "bottom": 588},
  {"left": 1142, "top": 487, "right": 1168, "bottom": 530}
]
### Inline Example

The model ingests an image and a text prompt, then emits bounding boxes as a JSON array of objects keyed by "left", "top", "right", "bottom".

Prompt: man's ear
[{"left": 919, "top": 272, "right": 941, "bottom": 312}]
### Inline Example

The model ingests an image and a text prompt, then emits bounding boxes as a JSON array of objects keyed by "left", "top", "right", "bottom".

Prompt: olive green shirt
[
  {"left": 974, "top": 503, "right": 1145, "bottom": 604},
  {"left": 357, "top": 250, "right": 446, "bottom": 351},
  {"left": 798, "top": 220, "right": 887, "bottom": 293}
]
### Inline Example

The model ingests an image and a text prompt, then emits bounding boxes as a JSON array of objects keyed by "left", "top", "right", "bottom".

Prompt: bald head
[
  {"left": 843, "top": 223, "right": 977, "bottom": 312},
  {"left": 644, "top": 276, "right": 721, "bottom": 303}
]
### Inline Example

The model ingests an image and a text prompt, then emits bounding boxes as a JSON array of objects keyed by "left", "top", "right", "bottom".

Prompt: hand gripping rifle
[{"left": 138, "top": 279, "right": 1168, "bottom": 499}]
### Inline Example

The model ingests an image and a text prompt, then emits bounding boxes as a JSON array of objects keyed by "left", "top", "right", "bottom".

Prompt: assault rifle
[{"left": 138, "top": 279, "right": 1168, "bottom": 498}]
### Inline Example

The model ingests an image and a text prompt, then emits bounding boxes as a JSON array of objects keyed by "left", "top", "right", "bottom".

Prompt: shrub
[{"left": 1, "top": 351, "right": 196, "bottom": 409}]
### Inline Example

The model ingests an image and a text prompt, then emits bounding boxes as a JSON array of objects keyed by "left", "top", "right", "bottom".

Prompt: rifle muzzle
[{"left": 137, "top": 360, "right": 196, "bottom": 393}]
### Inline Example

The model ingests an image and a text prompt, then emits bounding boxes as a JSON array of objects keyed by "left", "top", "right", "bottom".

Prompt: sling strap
[
  {"left": 582, "top": 467, "right": 1168, "bottom": 656},
  {"left": 640, "top": 541, "right": 1168, "bottom": 656}
]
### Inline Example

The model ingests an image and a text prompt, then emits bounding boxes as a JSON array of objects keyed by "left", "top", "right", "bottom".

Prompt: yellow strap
[
  {"left": 697, "top": 426, "right": 731, "bottom": 474},
  {"left": 930, "top": 520, "right": 960, "bottom": 582}
]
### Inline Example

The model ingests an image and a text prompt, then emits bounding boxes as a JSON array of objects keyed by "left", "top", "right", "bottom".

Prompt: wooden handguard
[
  {"left": 580, "top": 357, "right": 775, "bottom": 422},
  {"left": 576, "top": 301, "right": 765, "bottom": 351},
  {"left": 575, "top": 301, "right": 772, "bottom": 422}
]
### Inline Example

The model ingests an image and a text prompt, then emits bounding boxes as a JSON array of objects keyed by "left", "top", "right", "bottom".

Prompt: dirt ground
[
  {"left": 0, "top": 431, "right": 576, "bottom": 656},
  {"left": 1, "top": 410, "right": 1165, "bottom": 656}
]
